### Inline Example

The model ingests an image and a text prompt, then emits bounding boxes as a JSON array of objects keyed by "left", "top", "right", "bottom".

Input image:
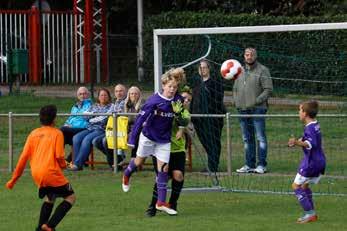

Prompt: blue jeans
[
  {"left": 72, "top": 129, "right": 104, "bottom": 167},
  {"left": 238, "top": 107, "right": 268, "bottom": 168},
  {"left": 92, "top": 135, "right": 125, "bottom": 167},
  {"left": 60, "top": 126, "right": 85, "bottom": 146},
  {"left": 92, "top": 135, "right": 109, "bottom": 155}
]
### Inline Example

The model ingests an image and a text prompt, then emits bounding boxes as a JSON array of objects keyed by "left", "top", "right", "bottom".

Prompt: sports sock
[
  {"left": 169, "top": 179, "right": 184, "bottom": 208},
  {"left": 149, "top": 182, "right": 158, "bottom": 207},
  {"left": 156, "top": 172, "right": 168, "bottom": 204},
  {"left": 38, "top": 202, "right": 54, "bottom": 228},
  {"left": 303, "top": 188, "right": 314, "bottom": 210},
  {"left": 47, "top": 200, "right": 72, "bottom": 228},
  {"left": 294, "top": 188, "right": 313, "bottom": 212},
  {"left": 124, "top": 159, "right": 137, "bottom": 177}
]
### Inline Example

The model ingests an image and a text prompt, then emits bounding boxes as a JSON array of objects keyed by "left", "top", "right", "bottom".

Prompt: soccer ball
[{"left": 220, "top": 59, "right": 243, "bottom": 80}]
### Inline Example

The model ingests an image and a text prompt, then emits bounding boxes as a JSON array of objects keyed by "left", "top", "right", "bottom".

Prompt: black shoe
[
  {"left": 170, "top": 202, "right": 177, "bottom": 211},
  {"left": 65, "top": 152, "right": 72, "bottom": 163},
  {"left": 145, "top": 205, "right": 157, "bottom": 217}
]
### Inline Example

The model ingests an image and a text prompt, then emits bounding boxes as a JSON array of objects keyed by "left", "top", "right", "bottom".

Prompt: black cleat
[
  {"left": 170, "top": 202, "right": 177, "bottom": 211},
  {"left": 145, "top": 205, "right": 157, "bottom": 217}
]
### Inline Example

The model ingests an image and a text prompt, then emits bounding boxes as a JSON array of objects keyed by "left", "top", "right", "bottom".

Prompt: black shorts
[
  {"left": 168, "top": 151, "right": 186, "bottom": 175},
  {"left": 38, "top": 183, "right": 74, "bottom": 200}
]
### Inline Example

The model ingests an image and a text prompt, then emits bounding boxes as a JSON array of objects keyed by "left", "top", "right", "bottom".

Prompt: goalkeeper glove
[
  {"left": 171, "top": 100, "right": 183, "bottom": 114},
  {"left": 176, "top": 109, "right": 191, "bottom": 127}
]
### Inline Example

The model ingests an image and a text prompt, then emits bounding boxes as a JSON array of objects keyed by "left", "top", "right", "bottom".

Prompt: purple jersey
[
  {"left": 298, "top": 121, "right": 326, "bottom": 177},
  {"left": 128, "top": 92, "right": 182, "bottom": 145}
]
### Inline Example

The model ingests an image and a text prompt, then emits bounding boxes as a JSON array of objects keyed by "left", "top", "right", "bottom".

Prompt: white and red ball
[{"left": 220, "top": 59, "right": 243, "bottom": 80}]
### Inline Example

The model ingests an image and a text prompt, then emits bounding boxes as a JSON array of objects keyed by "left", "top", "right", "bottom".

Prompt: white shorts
[
  {"left": 293, "top": 173, "right": 322, "bottom": 185},
  {"left": 136, "top": 132, "right": 171, "bottom": 163}
]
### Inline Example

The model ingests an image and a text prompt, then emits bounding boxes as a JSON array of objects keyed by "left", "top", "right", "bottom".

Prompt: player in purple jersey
[
  {"left": 288, "top": 100, "right": 326, "bottom": 224},
  {"left": 121, "top": 67, "right": 186, "bottom": 216}
]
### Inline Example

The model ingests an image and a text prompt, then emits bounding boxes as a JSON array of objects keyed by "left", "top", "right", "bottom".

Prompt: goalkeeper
[{"left": 146, "top": 88, "right": 192, "bottom": 217}]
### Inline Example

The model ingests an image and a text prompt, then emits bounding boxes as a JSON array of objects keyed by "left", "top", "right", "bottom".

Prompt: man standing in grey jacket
[{"left": 233, "top": 47, "right": 273, "bottom": 174}]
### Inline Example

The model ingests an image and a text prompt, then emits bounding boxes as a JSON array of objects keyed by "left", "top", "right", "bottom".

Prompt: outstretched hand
[{"left": 288, "top": 138, "right": 296, "bottom": 147}]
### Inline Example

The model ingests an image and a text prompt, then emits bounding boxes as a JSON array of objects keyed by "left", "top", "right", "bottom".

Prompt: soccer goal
[{"left": 152, "top": 22, "right": 347, "bottom": 195}]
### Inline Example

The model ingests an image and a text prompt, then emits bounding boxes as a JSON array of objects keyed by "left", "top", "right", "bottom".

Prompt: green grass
[
  {"left": 0, "top": 172, "right": 346, "bottom": 231},
  {"left": 0, "top": 94, "right": 74, "bottom": 113},
  {"left": 0, "top": 95, "right": 74, "bottom": 170}
]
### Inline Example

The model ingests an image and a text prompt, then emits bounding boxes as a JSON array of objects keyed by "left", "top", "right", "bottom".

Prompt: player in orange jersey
[{"left": 5, "top": 105, "right": 76, "bottom": 231}]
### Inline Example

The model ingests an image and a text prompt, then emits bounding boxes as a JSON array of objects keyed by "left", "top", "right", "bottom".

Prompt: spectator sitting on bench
[
  {"left": 60, "top": 86, "right": 92, "bottom": 164},
  {"left": 123, "top": 86, "right": 144, "bottom": 162},
  {"left": 68, "top": 88, "right": 113, "bottom": 171},
  {"left": 93, "top": 84, "right": 127, "bottom": 169}
]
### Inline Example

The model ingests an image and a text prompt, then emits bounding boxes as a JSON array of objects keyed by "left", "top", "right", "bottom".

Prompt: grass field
[
  {"left": 1, "top": 172, "right": 347, "bottom": 231},
  {"left": 0, "top": 94, "right": 346, "bottom": 230}
]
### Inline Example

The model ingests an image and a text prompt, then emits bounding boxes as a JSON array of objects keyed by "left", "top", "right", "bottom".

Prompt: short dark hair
[
  {"left": 301, "top": 100, "right": 319, "bottom": 119},
  {"left": 40, "top": 104, "right": 57, "bottom": 125}
]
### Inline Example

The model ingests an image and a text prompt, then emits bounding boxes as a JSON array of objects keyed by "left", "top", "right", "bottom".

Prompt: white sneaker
[
  {"left": 156, "top": 202, "right": 178, "bottom": 215},
  {"left": 297, "top": 213, "right": 318, "bottom": 224},
  {"left": 254, "top": 165, "right": 267, "bottom": 174},
  {"left": 236, "top": 165, "right": 254, "bottom": 173},
  {"left": 122, "top": 175, "right": 130, "bottom": 192}
]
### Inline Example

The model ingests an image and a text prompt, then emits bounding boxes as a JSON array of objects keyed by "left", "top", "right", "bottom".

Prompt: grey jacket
[{"left": 233, "top": 62, "right": 273, "bottom": 109}]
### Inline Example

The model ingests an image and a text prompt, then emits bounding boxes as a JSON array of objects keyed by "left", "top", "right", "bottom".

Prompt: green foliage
[
  {"left": 144, "top": 11, "right": 347, "bottom": 29},
  {"left": 107, "top": 0, "right": 346, "bottom": 17},
  {"left": 143, "top": 12, "right": 347, "bottom": 96}
]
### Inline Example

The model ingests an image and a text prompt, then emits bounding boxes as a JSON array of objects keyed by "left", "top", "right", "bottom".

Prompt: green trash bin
[{"left": 7, "top": 49, "right": 29, "bottom": 74}]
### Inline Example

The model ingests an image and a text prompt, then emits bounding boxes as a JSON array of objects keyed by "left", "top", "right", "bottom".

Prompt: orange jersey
[{"left": 9, "top": 126, "right": 68, "bottom": 188}]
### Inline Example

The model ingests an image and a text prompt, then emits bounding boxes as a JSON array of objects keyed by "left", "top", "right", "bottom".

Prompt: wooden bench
[{"left": 84, "top": 148, "right": 108, "bottom": 170}]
